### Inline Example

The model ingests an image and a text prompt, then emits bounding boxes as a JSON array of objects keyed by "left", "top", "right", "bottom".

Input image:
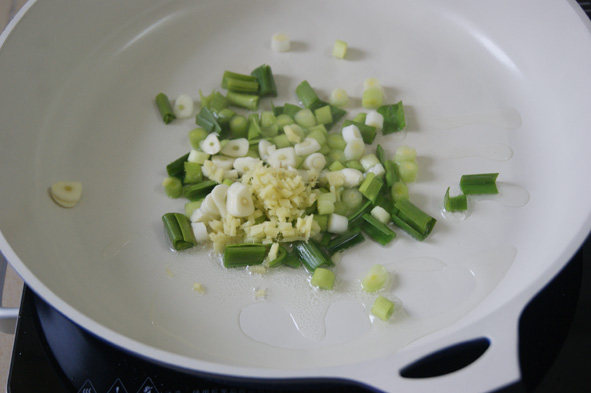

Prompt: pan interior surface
[{"left": 1, "top": 0, "right": 590, "bottom": 372}]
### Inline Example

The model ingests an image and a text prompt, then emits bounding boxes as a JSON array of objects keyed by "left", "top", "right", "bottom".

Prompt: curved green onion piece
[
  {"left": 251, "top": 64, "right": 277, "bottom": 97},
  {"left": 444, "top": 187, "right": 468, "bottom": 211},
  {"left": 162, "top": 213, "right": 196, "bottom": 250},
  {"left": 155, "top": 93, "right": 176, "bottom": 124},
  {"left": 460, "top": 173, "right": 499, "bottom": 195},
  {"left": 223, "top": 244, "right": 269, "bottom": 268}
]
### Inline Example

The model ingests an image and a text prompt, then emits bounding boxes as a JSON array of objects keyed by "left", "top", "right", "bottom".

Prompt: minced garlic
[{"left": 205, "top": 164, "right": 320, "bottom": 251}]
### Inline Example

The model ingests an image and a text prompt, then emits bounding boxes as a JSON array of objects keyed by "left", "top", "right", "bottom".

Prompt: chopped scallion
[
  {"left": 444, "top": 187, "right": 468, "bottom": 211},
  {"left": 361, "top": 213, "right": 396, "bottom": 246},
  {"left": 377, "top": 102, "right": 406, "bottom": 134},
  {"left": 155, "top": 93, "right": 176, "bottom": 124},
  {"left": 223, "top": 244, "right": 268, "bottom": 268},
  {"left": 391, "top": 199, "right": 436, "bottom": 241},
  {"left": 460, "top": 173, "right": 499, "bottom": 195},
  {"left": 250, "top": 64, "right": 277, "bottom": 97},
  {"left": 162, "top": 213, "right": 196, "bottom": 250},
  {"left": 293, "top": 240, "right": 333, "bottom": 272}
]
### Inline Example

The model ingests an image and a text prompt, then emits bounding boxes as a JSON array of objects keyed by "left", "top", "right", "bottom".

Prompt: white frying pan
[{"left": 1, "top": 0, "right": 591, "bottom": 391}]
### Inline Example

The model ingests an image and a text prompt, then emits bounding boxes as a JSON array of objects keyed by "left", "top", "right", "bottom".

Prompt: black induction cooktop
[{"left": 7, "top": 231, "right": 589, "bottom": 393}]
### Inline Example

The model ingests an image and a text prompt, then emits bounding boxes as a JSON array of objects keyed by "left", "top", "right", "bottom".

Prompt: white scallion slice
[
  {"left": 330, "top": 88, "right": 349, "bottom": 107},
  {"left": 344, "top": 139, "right": 365, "bottom": 161},
  {"left": 173, "top": 94, "right": 194, "bottom": 119},
  {"left": 328, "top": 213, "right": 348, "bottom": 234},
  {"left": 271, "top": 33, "right": 290, "bottom": 52},
  {"left": 360, "top": 154, "right": 380, "bottom": 171},
  {"left": 294, "top": 137, "right": 321, "bottom": 156},
  {"left": 363, "top": 77, "right": 382, "bottom": 91},
  {"left": 303, "top": 152, "right": 326, "bottom": 171},
  {"left": 200, "top": 134, "right": 221, "bottom": 155},
  {"left": 370, "top": 206, "right": 390, "bottom": 224},
  {"left": 342, "top": 124, "right": 362, "bottom": 143},
  {"left": 49, "top": 181, "right": 82, "bottom": 208},
  {"left": 268, "top": 147, "right": 296, "bottom": 169},
  {"left": 220, "top": 138, "right": 249, "bottom": 157},
  {"left": 340, "top": 168, "right": 363, "bottom": 187},
  {"left": 188, "top": 149, "right": 209, "bottom": 164}
]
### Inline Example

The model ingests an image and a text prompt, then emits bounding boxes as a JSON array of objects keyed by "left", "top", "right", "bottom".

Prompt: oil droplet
[
  {"left": 441, "top": 143, "right": 513, "bottom": 161},
  {"left": 472, "top": 182, "right": 530, "bottom": 207},
  {"left": 422, "top": 107, "right": 522, "bottom": 130},
  {"left": 441, "top": 206, "right": 471, "bottom": 221},
  {"left": 102, "top": 237, "right": 132, "bottom": 258}
]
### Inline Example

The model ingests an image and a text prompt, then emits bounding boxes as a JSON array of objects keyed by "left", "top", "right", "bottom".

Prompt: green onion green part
[
  {"left": 162, "top": 213, "right": 196, "bottom": 250},
  {"left": 251, "top": 64, "right": 277, "bottom": 97},
  {"left": 195, "top": 107, "right": 222, "bottom": 134},
  {"left": 348, "top": 199, "right": 373, "bottom": 225},
  {"left": 390, "top": 199, "right": 436, "bottom": 241},
  {"left": 166, "top": 153, "right": 190, "bottom": 180},
  {"left": 385, "top": 160, "right": 400, "bottom": 187},
  {"left": 189, "top": 128, "right": 209, "bottom": 150},
  {"left": 162, "top": 177, "right": 183, "bottom": 198},
  {"left": 459, "top": 173, "right": 499, "bottom": 195},
  {"left": 359, "top": 173, "right": 383, "bottom": 203},
  {"left": 444, "top": 187, "right": 468, "bottom": 212},
  {"left": 293, "top": 240, "right": 333, "bottom": 272},
  {"left": 295, "top": 80, "right": 320, "bottom": 108},
  {"left": 183, "top": 162, "right": 202, "bottom": 184},
  {"left": 267, "top": 245, "right": 288, "bottom": 267},
  {"left": 223, "top": 244, "right": 268, "bottom": 268},
  {"left": 155, "top": 93, "right": 176, "bottom": 124},
  {"left": 361, "top": 213, "right": 396, "bottom": 246},
  {"left": 199, "top": 90, "right": 229, "bottom": 113}
]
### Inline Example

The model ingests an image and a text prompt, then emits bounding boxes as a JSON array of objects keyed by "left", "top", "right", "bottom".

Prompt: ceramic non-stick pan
[{"left": 1, "top": 0, "right": 591, "bottom": 392}]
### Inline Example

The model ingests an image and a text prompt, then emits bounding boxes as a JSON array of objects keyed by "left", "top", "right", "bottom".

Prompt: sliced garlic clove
[
  {"left": 49, "top": 181, "right": 82, "bottom": 208},
  {"left": 226, "top": 183, "right": 254, "bottom": 217}
]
